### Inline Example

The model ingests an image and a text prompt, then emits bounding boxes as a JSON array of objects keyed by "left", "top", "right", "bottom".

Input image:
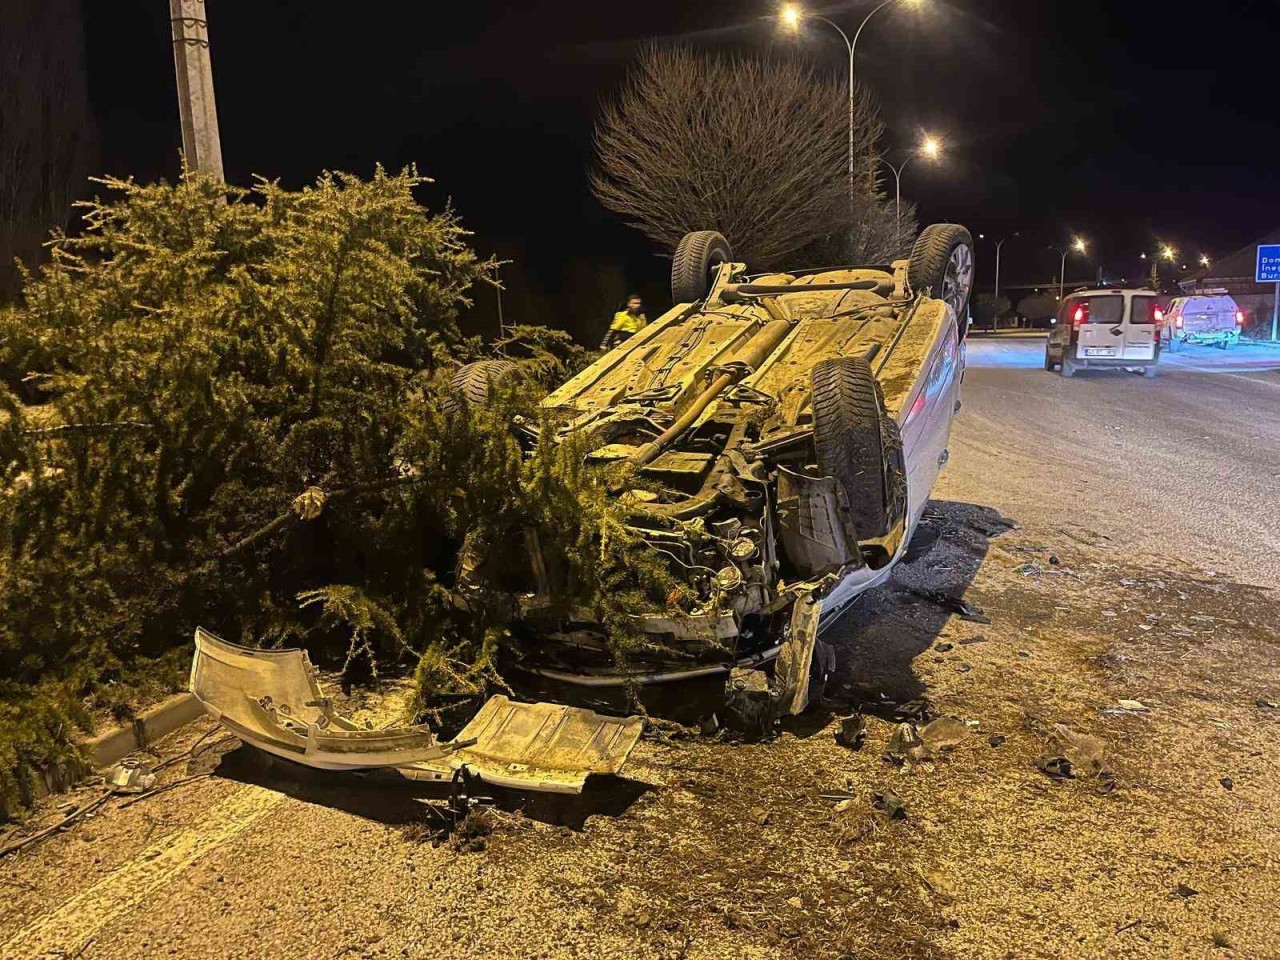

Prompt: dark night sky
[{"left": 81, "top": 1, "right": 1280, "bottom": 327}]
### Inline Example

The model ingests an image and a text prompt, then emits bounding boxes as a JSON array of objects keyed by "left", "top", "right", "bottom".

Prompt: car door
[
  {"left": 1072, "top": 294, "right": 1126, "bottom": 359},
  {"left": 900, "top": 321, "right": 959, "bottom": 526},
  {"left": 1124, "top": 294, "right": 1160, "bottom": 361}
]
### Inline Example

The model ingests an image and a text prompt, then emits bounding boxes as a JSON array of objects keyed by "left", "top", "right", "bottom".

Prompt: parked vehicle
[
  {"left": 1044, "top": 288, "right": 1162, "bottom": 377},
  {"left": 1163, "top": 294, "right": 1244, "bottom": 350}
]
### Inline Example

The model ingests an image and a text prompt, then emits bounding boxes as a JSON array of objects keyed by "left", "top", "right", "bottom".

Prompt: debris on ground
[
  {"left": 891, "top": 698, "right": 935, "bottom": 724},
  {"left": 885, "top": 723, "right": 927, "bottom": 763},
  {"left": 104, "top": 760, "right": 156, "bottom": 795},
  {"left": 872, "top": 787, "right": 907, "bottom": 820},
  {"left": 722, "top": 667, "right": 778, "bottom": 739},
  {"left": 1220, "top": 777, "right": 1234, "bottom": 791},
  {"left": 935, "top": 641, "right": 955, "bottom": 652},
  {"left": 906, "top": 587, "right": 993, "bottom": 624},
  {"left": 450, "top": 808, "right": 496, "bottom": 853},
  {"left": 989, "top": 734, "right": 1006, "bottom": 748},
  {"left": 1256, "top": 698, "right": 1277, "bottom": 710},
  {"left": 834, "top": 714, "right": 867, "bottom": 750},
  {"left": 1104, "top": 699, "right": 1151, "bottom": 715},
  {"left": 959, "top": 635, "right": 988, "bottom": 645},
  {"left": 918, "top": 716, "right": 970, "bottom": 754},
  {"left": 1037, "top": 723, "right": 1108, "bottom": 780},
  {"left": 1175, "top": 883, "right": 1199, "bottom": 899}
]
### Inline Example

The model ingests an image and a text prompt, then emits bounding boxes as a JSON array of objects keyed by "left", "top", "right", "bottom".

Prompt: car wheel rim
[{"left": 942, "top": 244, "right": 974, "bottom": 317}]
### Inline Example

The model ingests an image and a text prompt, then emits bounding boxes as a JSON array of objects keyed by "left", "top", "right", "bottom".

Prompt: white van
[
  {"left": 1044, "top": 289, "right": 1162, "bottom": 378},
  {"left": 1164, "top": 294, "right": 1243, "bottom": 350}
]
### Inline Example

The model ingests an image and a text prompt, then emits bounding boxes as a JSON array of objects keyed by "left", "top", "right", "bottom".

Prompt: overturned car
[
  {"left": 191, "top": 224, "right": 974, "bottom": 792},
  {"left": 454, "top": 224, "right": 974, "bottom": 718}
]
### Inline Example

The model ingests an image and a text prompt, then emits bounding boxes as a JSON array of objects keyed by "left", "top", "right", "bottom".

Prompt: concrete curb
[
  {"left": 81, "top": 692, "right": 206, "bottom": 769},
  {"left": 4, "top": 692, "right": 206, "bottom": 821}
]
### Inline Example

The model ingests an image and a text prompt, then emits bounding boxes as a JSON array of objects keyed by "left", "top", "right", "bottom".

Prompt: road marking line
[{"left": 3, "top": 784, "right": 286, "bottom": 960}]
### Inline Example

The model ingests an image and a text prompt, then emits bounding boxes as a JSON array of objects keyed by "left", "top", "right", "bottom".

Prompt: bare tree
[
  {"left": 592, "top": 46, "right": 894, "bottom": 270},
  {"left": 796, "top": 192, "right": 918, "bottom": 268},
  {"left": 0, "top": 0, "right": 96, "bottom": 301}
]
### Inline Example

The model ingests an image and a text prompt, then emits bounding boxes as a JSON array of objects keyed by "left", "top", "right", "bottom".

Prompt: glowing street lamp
[
  {"left": 1144, "top": 243, "right": 1176, "bottom": 288},
  {"left": 779, "top": 0, "right": 922, "bottom": 198},
  {"left": 1050, "top": 237, "right": 1087, "bottom": 300},
  {"left": 881, "top": 135, "right": 943, "bottom": 244},
  {"left": 1199, "top": 254, "right": 1211, "bottom": 268}
]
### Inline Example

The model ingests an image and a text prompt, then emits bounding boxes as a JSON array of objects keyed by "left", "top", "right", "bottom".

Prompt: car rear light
[
  {"left": 1235, "top": 310, "right": 1244, "bottom": 327},
  {"left": 1175, "top": 315, "right": 1184, "bottom": 329},
  {"left": 1072, "top": 303, "right": 1088, "bottom": 324},
  {"left": 1152, "top": 305, "right": 1164, "bottom": 323}
]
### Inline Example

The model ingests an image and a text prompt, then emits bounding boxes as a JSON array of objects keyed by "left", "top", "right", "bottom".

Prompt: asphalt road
[{"left": 940, "top": 334, "right": 1280, "bottom": 587}]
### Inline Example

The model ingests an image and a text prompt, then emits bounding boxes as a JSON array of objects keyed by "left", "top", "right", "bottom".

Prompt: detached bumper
[{"left": 190, "top": 628, "right": 643, "bottom": 794}]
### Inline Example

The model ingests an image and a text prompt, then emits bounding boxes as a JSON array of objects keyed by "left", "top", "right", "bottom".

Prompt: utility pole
[{"left": 169, "top": 0, "right": 224, "bottom": 181}]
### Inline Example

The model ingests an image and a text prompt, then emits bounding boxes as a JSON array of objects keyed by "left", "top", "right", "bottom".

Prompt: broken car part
[{"left": 190, "top": 629, "right": 643, "bottom": 794}]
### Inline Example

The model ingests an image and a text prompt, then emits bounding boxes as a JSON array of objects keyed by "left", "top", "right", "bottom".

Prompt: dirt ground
[
  {"left": 4, "top": 339, "right": 1280, "bottom": 958},
  {"left": 1, "top": 495, "right": 1277, "bottom": 960}
]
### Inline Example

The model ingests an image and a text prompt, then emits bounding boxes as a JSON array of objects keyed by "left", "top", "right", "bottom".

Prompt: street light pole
[
  {"left": 782, "top": 0, "right": 909, "bottom": 199},
  {"left": 879, "top": 137, "right": 940, "bottom": 249},
  {"left": 1051, "top": 238, "right": 1087, "bottom": 301},
  {"left": 169, "top": 0, "right": 224, "bottom": 181},
  {"left": 880, "top": 156, "right": 911, "bottom": 228},
  {"left": 993, "top": 235, "right": 1017, "bottom": 304}
]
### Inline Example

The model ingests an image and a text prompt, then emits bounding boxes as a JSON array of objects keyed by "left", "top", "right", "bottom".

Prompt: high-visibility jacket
[{"left": 609, "top": 310, "right": 647, "bottom": 334}]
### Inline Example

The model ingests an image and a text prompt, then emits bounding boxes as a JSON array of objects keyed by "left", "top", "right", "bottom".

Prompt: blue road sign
[{"left": 1256, "top": 245, "right": 1280, "bottom": 282}]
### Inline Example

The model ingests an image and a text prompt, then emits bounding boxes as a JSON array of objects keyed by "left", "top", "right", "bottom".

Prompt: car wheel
[
  {"left": 908, "top": 224, "right": 975, "bottom": 324},
  {"left": 671, "top": 231, "right": 733, "bottom": 304},
  {"left": 1141, "top": 364, "right": 1158, "bottom": 378},
  {"left": 443, "top": 359, "right": 518, "bottom": 415},
  {"left": 810, "top": 355, "right": 906, "bottom": 545}
]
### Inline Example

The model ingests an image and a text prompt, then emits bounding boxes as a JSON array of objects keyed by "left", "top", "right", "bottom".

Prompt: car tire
[
  {"left": 671, "top": 231, "right": 733, "bottom": 304},
  {"left": 443, "top": 359, "right": 518, "bottom": 415},
  {"left": 908, "top": 224, "right": 975, "bottom": 324},
  {"left": 1141, "top": 364, "right": 1158, "bottom": 378},
  {"left": 810, "top": 355, "right": 906, "bottom": 545}
]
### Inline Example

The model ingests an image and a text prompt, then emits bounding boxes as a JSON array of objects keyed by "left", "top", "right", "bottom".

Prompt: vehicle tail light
[
  {"left": 1235, "top": 310, "right": 1245, "bottom": 327},
  {"left": 1151, "top": 303, "right": 1164, "bottom": 323},
  {"left": 1072, "top": 303, "right": 1089, "bottom": 325},
  {"left": 1175, "top": 315, "right": 1184, "bottom": 329}
]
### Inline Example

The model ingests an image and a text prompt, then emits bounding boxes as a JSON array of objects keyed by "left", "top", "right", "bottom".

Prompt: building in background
[{"left": 1179, "top": 228, "right": 1280, "bottom": 338}]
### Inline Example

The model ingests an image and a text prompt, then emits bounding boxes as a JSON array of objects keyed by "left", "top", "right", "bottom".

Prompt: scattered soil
[{"left": 1, "top": 501, "right": 1277, "bottom": 959}]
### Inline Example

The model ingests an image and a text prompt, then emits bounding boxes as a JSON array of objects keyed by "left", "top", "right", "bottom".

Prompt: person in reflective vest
[{"left": 600, "top": 294, "right": 647, "bottom": 350}]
